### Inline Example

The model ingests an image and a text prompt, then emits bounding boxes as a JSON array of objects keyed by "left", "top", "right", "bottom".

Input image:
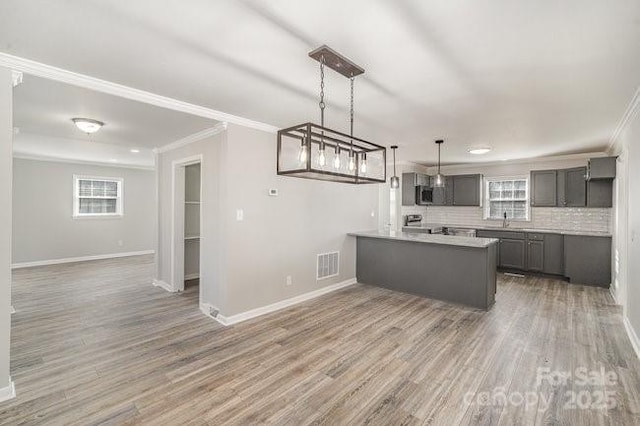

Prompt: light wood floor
[{"left": 2, "top": 255, "right": 640, "bottom": 425}]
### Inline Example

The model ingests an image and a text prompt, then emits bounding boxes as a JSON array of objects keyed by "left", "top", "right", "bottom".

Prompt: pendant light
[
  {"left": 390, "top": 145, "right": 399, "bottom": 188},
  {"left": 433, "top": 139, "right": 445, "bottom": 188},
  {"left": 277, "top": 45, "right": 387, "bottom": 184}
]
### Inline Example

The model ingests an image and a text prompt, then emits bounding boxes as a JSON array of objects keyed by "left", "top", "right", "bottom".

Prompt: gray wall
[
  {"left": 0, "top": 67, "right": 12, "bottom": 391},
  {"left": 12, "top": 158, "right": 156, "bottom": 264},
  {"left": 155, "top": 124, "right": 379, "bottom": 317},
  {"left": 156, "top": 131, "right": 224, "bottom": 305},
  {"left": 222, "top": 124, "right": 378, "bottom": 315}
]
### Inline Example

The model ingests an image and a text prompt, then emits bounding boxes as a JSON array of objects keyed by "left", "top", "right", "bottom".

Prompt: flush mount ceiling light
[
  {"left": 433, "top": 140, "right": 445, "bottom": 188},
  {"left": 277, "top": 45, "right": 386, "bottom": 184},
  {"left": 130, "top": 149, "right": 140, "bottom": 153},
  {"left": 390, "top": 145, "right": 399, "bottom": 189},
  {"left": 72, "top": 118, "right": 104, "bottom": 134},
  {"left": 468, "top": 146, "right": 492, "bottom": 155}
]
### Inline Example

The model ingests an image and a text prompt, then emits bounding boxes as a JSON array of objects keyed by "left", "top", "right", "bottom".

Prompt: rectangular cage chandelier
[{"left": 277, "top": 45, "right": 386, "bottom": 184}]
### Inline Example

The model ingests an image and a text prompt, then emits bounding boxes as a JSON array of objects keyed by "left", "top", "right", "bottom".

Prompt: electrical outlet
[{"left": 286, "top": 275, "right": 292, "bottom": 286}]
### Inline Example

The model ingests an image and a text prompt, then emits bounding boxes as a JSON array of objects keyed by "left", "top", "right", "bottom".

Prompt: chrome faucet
[{"left": 502, "top": 211, "right": 510, "bottom": 228}]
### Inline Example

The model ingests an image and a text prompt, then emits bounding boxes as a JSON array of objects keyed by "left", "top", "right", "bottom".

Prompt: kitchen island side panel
[{"left": 356, "top": 236, "right": 496, "bottom": 310}]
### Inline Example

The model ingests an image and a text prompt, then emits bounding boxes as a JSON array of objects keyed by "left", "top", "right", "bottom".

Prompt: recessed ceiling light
[
  {"left": 468, "top": 146, "right": 492, "bottom": 155},
  {"left": 130, "top": 149, "right": 140, "bottom": 153},
  {"left": 72, "top": 118, "right": 104, "bottom": 134}
]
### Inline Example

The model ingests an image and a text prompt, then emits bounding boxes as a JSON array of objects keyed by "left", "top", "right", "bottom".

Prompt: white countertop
[{"left": 348, "top": 230, "right": 498, "bottom": 248}]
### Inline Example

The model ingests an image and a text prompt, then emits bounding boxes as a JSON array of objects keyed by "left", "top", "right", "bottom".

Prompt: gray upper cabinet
[
  {"left": 432, "top": 177, "right": 453, "bottom": 206},
  {"left": 530, "top": 170, "right": 557, "bottom": 207},
  {"left": 563, "top": 167, "right": 587, "bottom": 207},
  {"left": 452, "top": 174, "right": 481, "bottom": 206},
  {"left": 401, "top": 173, "right": 416, "bottom": 206},
  {"left": 587, "top": 157, "right": 616, "bottom": 180},
  {"left": 587, "top": 180, "right": 613, "bottom": 208},
  {"left": 416, "top": 173, "right": 430, "bottom": 187}
]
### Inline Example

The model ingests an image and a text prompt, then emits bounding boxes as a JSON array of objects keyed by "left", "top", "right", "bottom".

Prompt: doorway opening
[{"left": 171, "top": 155, "right": 203, "bottom": 306}]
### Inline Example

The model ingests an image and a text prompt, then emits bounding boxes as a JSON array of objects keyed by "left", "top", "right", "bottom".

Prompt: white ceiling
[
  {"left": 2, "top": 0, "right": 639, "bottom": 165},
  {"left": 12, "top": 75, "right": 216, "bottom": 166}
]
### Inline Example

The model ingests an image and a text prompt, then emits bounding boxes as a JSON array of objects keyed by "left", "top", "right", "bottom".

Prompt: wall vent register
[{"left": 317, "top": 251, "right": 339, "bottom": 280}]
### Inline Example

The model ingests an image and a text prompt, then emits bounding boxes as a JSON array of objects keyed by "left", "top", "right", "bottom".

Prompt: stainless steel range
[{"left": 401, "top": 215, "right": 444, "bottom": 234}]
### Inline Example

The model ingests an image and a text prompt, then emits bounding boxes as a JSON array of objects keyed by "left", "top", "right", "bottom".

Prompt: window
[
  {"left": 73, "top": 176, "right": 123, "bottom": 218},
  {"left": 484, "top": 176, "right": 529, "bottom": 221}
]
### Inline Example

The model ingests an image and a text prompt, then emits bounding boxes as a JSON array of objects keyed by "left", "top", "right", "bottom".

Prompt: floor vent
[{"left": 317, "top": 251, "right": 339, "bottom": 280}]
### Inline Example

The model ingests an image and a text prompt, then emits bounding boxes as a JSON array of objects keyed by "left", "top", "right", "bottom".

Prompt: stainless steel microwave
[{"left": 416, "top": 185, "right": 433, "bottom": 205}]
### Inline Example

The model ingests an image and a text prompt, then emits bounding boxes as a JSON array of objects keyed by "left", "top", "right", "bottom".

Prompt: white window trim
[
  {"left": 483, "top": 175, "right": 530, "bottom": 222},
  {"left": 73, "top": 175, "right": 124, "bottom": 219}
]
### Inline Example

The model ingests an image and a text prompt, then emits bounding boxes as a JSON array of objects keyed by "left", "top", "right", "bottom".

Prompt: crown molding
[
  {"left": 154, "top": 122, "right": 227, "bottom": 154},
  {"left": 11, "top": 70, "right": 22, "bottom": 87},
  {"left": 13, "top": 153, "right": 156, "bottom": 170},
  {"left": 0, "top": 52, "right": 278, "bottom": 133},
  {"left": 608, "top": 86, "right": 640, "bottom": 154}
]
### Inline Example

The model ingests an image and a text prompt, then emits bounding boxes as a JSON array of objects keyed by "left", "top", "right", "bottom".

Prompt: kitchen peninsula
[{"left": 348, "top": 230, "right": 498, "bottom": 310}]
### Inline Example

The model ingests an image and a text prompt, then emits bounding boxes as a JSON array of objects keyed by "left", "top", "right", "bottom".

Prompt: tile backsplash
[{"left": 403, "top": 206, "right": 611, "bottom": 233}]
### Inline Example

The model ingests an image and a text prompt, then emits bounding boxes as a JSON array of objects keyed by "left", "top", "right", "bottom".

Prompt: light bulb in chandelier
[
  {"left": 360, "top": 153, "right": 367, "bottom": 174},
  {"left": 333, "top": 146, "right": 341, "bottom": 170},
  {"left": 298, "top": 139, "right": 308, "bottom": 163},
  {"left": 348, "top": 151, "right": 355, "bottom": 171},
  {"left": 317, "top": 145, "right": 326, "bottom": 167}
]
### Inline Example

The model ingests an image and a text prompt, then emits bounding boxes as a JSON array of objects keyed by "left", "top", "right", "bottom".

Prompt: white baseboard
[
  {"left": 11, "top": 250, "right": 155, "bottom": 269},
  {"left": 623, "top": 316, "right": 640, "bottom": 361},
  {"left": 0, "top": 379, "right": 15, "bottom": 403},
  {"left": 184, "top": 273, "right": 200, "bottom": 281},
  {"left": 610, "top": 287, "right": 620, "bottom": 305},
  {"left": 152, "top": 279, "right": 177, "bottom": 293},
  {"left": 10, "top": 306, "right": 15, "bottom": 314},
  {"left": 203, "top": 278, "right": 358, "bottom": 327}
]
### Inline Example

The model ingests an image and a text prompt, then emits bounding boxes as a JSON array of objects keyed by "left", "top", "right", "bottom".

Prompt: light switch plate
[{"left": 236, "top": 209, "right": 244, "bottom": 221}]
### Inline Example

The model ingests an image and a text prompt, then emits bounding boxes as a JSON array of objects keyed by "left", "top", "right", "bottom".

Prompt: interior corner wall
[
  {"left": 618, "top": 105, "right": 640, "bottom": 345},
  {"left": 0, "top": 67, "right": 13, "bottom": 391},
  {"left": 156, "top": 131, "right": 225, "bottom": 308},
  {"left": 222, "top": 123, "right": 379, "bottom": 316},
  {"left": 11, "top": 158, "right": 156, "bottom": 264}
]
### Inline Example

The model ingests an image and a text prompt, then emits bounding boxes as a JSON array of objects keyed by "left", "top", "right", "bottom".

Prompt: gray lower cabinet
[
  {"left": 499, "top": 238, "right": 526, "bottom": 270},
  {"left": 531, "top": 170, "right": 557, "bottom": 207},
  {"left": 527, "top": 240, "right": 544, "bottom": 272},
  {"left": 477, "top": 230, "right": 566, "bottom": 276},
  {"left": 542, "top": 233, "right": 564, "bottom": 275},
  {"left": 452, "top": 174, "right": 481, "bottom": 206},
  {"left": 564, "top": 235, "right": 612, "bottom": 287}
]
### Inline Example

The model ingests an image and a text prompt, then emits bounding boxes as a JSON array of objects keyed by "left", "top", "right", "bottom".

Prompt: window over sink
[{"left": 484, "top": 176, "right": 529, "bottom": 221}]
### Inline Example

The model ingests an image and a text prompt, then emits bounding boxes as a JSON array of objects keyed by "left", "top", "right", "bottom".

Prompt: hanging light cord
[
  {"left": 393, "top": 147, "right": 397, "bottom": 176},
  {"left": 438, "top": 142, "right": 441, "bottom": 174},
  {"left": 319, "top": 56, "right": 325, "bottom": 128},
  {"left": 350, "top": 77, "right": 354, "bottom": 137}
]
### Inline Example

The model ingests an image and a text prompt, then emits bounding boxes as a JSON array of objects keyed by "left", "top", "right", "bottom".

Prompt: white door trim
[{"left": 170, "top": 155, "right": 203, "bottom": 303}]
